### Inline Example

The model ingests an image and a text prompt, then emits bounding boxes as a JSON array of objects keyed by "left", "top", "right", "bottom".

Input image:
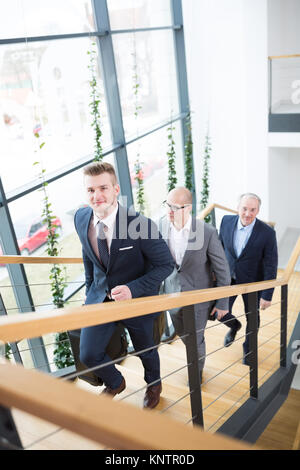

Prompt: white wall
[
  {"left": 268, "top": 0, "right": 300, "bottom": 111},
  {"left": 267, "top": 0, "right": 300, "bottom": 245},
  {"left": 182, "top": 0, "right": 270, "bottom": 219},
  {"left": 269, "top": 147, "right": 300, "bottom": 242},
  {"left": 268, "top": 0, "right": 300, "bottom": 57}
]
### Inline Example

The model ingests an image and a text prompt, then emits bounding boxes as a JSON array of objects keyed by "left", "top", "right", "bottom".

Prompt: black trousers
[
  {"left": 219, "top": 279, "right": 261, "bottom": 355},
  {"left": 80, "top": 298, "right": 160, "bottom": 389}
]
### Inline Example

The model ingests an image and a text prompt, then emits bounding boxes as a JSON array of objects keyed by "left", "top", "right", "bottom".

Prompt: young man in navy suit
[
  {"left": 218, "top": 193, "right": 278, "bottom": 364},
  {"left": 74, "top": 162, "right": 174, "bottom": 408}
]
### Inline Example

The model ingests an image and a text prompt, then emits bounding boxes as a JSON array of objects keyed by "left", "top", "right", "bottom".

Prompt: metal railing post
[
  {"left": 280, "top": 284, "right": 288, "bottom": 368},
  {"left": 182, "top": 304, "right": 204, "bottom": 427},
  {"left": 0, "top": 294, "right": 23, "bottom": 364},
  {"left": 0, "top": 406, "right": 23, "bottom": 450},
  {"left": 248, "top": 291, "right": 258, "bottom": 399}
]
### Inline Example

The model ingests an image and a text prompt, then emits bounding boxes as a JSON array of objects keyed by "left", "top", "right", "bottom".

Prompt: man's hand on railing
[
  {"left": 260, "top": 298, "right": 272, "bottom": 310},
  {"left": 111, "top": 285, "right": 132, "bottom": 301},
  {"left": 210, "top": 307, "right": 229, "bottom": 321}
]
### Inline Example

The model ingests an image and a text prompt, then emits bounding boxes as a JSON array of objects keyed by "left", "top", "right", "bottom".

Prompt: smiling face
[
  {"left": 84, "top": 171, "right": 120, "bottom": 219},
  {"left": 238, "top": 196, "right": 260, "bottom": 226},
  {"left": 166, "top": 187, "right": 193, "bottom": 229}
]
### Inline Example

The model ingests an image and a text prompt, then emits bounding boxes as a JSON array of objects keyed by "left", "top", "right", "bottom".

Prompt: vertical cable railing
[
  {"left": 0, "top": 220, "right": 299, "bottom": 449},
  {"left": 0, "top": 276, "right": 294, "bottom": 449}
]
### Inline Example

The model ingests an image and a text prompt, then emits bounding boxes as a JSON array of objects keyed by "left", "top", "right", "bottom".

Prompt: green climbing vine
[
  {"left": 200, "top": 131, "right": 212, "bottom": 223},
  {"left": 184, "top": 113, "right": 194, "bottom": 192},
  {"left": 33, "top": 132, "right": 73, "bottom": 369},
  {"left": 88, "top": 41, "right": 103, "bottom": 162},
  {"left": 167, "top": 120, "right": 177, "bottom": 192},
  {"left": 5, "top": 343, "right": 12, "bottom": 360},
  {"left": 132, "top": 37, "right": 146, "bottom": 214}
]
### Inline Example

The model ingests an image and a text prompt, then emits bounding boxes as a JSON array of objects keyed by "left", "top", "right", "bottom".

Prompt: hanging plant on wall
[
  {"left": 88, "top": 41, "right": 103, "bottom": 162},
  {"left": 5, "top": 343, "right": 12, "bottom": 360},
  {"left": 167, "top": 119, "right": 177, "bottom": 192},
  {"left": 200, "top": 130, "right": 212, "bottom": 223},
  {"left": 132, "top": 37, "right": 146, "bottom": 214},
  {"left": 184, "top": 112, "right": 194, "bottom": 192},
  {"left": 33, "top": 132, "right": 74, "bottom": 369},
  {"left": 134, "top": 160, "right": 145, "bottom": 214}
]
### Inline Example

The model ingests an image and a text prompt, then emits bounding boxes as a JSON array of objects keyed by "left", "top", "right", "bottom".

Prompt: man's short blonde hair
[{"left": 83, "top": 162, "right": 117, "bottom": 185}]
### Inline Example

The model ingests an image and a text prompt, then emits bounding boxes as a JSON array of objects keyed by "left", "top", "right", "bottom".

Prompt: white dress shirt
[
  {"left": 93, "top": 203, "right": 119, "bottom": 252},
  {"left": 233, "top": 218, "right": 256, "bottom": 258},
  {"left": 169, "top": 215, "right": 192, "bottom": 266},
  {"left": 88, "top": 203, "right": 119, "bottom": 258}
]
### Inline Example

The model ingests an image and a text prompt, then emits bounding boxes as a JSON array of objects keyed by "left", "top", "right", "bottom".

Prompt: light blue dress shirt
[{"left": 233, "top": 218, "right": 256, "bottom": 258}]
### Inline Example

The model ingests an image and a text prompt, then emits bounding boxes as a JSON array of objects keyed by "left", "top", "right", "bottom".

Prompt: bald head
[
  {"left": 166, "top": 187, "right": 193, "bottom": 229},
  {"left": 168, "top": 187, "right": 193, "bottom": 205}
]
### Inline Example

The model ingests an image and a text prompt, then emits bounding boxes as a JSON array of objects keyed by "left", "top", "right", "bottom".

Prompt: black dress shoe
[
  {"left": 224, "top": 320, "right": 242, "bottom": 347},
  {"left": 143, "top": 383, "right": 162, "bottom": 409},
  {"left": 101, "top": 378, "right": 126, "bottom": 397}
]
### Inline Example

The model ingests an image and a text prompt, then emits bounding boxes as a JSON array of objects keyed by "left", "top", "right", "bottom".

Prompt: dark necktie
[{"left": 97, "top": 221, "right": 109, "bottom": 269}]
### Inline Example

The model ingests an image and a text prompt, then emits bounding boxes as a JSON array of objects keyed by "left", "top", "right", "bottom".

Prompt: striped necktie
[{"left": 97, "top": 221, "right": 109, "bottom": 269}]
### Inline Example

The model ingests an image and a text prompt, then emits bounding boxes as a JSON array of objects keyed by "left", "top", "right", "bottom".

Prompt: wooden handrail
[
  {"left": 0, "top": 358, "right": 252, "bottom": 450},
  {"left": 281, "top": 236, "right": 300, "bottom": 282},
  {"left": 198, "top": 203, "right": 275, "bottom": 228},
  {"left": 199, "top": 202, "right": 237, "bottom": 220},
  {"left": 0, "top": 255, "right": 82, "bottom": 264},
  {"left": 0, "top": 278, "right": 285, "bottom": 343},
  {"left": 268, "top": 54, "right": 300, "bottom": 60},
  {"left": 0, "top": 231, "right": 299, "bottom": 343}
]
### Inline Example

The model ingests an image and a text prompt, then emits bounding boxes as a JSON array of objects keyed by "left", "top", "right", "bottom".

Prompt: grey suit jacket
[{"left": 159, "top": 216, "right": 231, "bottom": 313}]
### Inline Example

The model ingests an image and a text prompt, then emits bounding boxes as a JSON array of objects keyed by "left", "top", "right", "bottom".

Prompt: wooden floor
[
  {"left": 10, "top": 270, "right": 300, "bottom": 450},
  {"left": 256, "top": 389, "right": 300, "bottom": 450}
]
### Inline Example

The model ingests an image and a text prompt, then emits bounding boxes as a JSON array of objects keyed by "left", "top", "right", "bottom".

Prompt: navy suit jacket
[
  {"left": 219, "top": 215, "right": 278, "bottom": 301},
  {"left": 74, "top": 204, "right": 174, "bottom": 306}
]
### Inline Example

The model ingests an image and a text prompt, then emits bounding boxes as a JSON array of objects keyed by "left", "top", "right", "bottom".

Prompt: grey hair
[{"left": 238, "top": 193, "right": 261, "bottom": 207}]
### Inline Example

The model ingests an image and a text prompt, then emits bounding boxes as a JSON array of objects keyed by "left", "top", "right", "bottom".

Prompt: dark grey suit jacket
[{"left": 159, "top": 216, "right": 231, "bottom": 313}]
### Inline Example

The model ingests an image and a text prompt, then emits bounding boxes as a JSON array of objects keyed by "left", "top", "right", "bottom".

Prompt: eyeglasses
[{"left": 163, "top": 201, "right": 191, "bottom": 212}]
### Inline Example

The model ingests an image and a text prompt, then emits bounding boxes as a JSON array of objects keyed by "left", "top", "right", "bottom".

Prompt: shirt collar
[
  {"left": 237, "top": 217, "right": 256, "bottom": 231},
  {"left": 93, "top": 203, "right": 119, "bottom": 229}
]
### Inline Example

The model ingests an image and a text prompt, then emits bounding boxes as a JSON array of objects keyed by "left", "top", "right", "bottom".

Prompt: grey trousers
[{"left": 170, "top": 306, "right": 209, "bottom": 373}]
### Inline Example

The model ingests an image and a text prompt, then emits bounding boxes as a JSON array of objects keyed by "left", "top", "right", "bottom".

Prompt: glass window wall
[
  {"left": 0, "top": 0, "right": 94, "bottom": 39},
  {"left": 0, "top": 0, "right": 191, "bottom": 373},
  {"left": 113, "top": 30, "right": 179, "bottom": 140},
  {"left": 127, "top": 120, "right": 185, "bottom": 219},
  {"left": 0, "top": 37, "right": 111, "bottom": 193},
  {"left": 107, "top": 0, "right": 172, "bottom": 30}
]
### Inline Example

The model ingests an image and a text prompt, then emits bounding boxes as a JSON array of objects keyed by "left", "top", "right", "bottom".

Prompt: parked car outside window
[{"left": 0, "top": 217, "right": 62, "bottom": 265}]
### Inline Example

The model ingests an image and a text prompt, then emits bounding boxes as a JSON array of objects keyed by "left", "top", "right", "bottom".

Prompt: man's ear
[{"left": 115, "top": 184, "right": 121, "bottom": 196}]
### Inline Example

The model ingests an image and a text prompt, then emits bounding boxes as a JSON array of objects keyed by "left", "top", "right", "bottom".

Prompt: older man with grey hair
[{"left": 218, "top": 193, "right": 278, "bottom": 364}]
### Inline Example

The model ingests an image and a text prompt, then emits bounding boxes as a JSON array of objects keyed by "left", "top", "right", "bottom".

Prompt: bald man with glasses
[{"left": 159, "top": 187, "right": 231, "bottom": 380}]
